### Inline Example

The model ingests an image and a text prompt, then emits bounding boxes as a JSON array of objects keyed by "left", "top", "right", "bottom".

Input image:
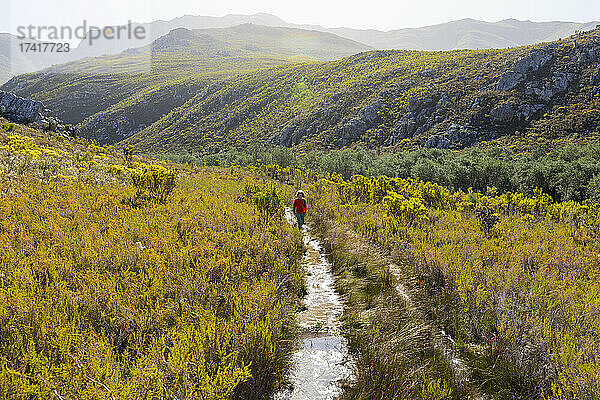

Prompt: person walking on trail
[{"left": 293, "top": 190, "right": 307, "bottom": 229}]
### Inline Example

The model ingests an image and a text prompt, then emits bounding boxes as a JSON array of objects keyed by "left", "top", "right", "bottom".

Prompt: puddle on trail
[{"left": 276, "top": 212, "right": 352, "bottom": 400}]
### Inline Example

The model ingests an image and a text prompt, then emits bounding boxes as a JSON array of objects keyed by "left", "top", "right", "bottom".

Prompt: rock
[
  {"left": 471, "top": 96, "right": 485, "bottom": 109},
  {"left": 526, "top": 73, "right": 573, "bottom": 101},
  {"left": 577, "top": 48, "right": 599, "bottom": 65},
  {"left": 438, "top": 93, "right": 453, "bottom": 108},
  {"left": 490, "top": 103, "right": 516, "bottom": 123},
  {"left": 389, "top": 115, "right": 417, "bottom": 145},
  {"left": 496, "top": 50, "right": 553, "bottom": 92},
  {"left": 36, "top": 119, "right": 50, "bottom": 130},
  {"left": 591, "top": 71, "right": 600, "bottom": 86},
  {"left": 279, "top": 123, "right": 305, "bottom": 147},
  {"left": 390, "top": 96, "right": 443, "bottom": 145},
  {"left": 408, "top": 97, "right": 434, "bottom": 113},
  {"left": 517, "top": 104, "right": 544, "bottom": 120},
  {"left": 340, "top": 101, "right": 385, "bottom": 145},
  {"left": 424, "top": 135, "right": 451, "bottom": 149},
  {"left": 0, "top": 90, "right": 44, "bottom": 124},
  {"left": 424, "top": 123, "right": 481, "bottom": 149},
  {"left": 359, "top": 100, "right": 384, "bottom": 123}
]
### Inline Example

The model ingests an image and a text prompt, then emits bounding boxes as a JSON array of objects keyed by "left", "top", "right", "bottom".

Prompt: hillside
[
  {"left": 0, "top": 34, "right": 70, "bottom": 84},
  {"left": 117, "top": 28, "right": 600, "bottom": 154},
  {"left": 5, "top": 27, "right": 600, "bottom": 153},
  {"left": 0, "top": 118, "right": 307, "bottom": 399},
  {"left": 2, "top": 13, "right": 598, "bottom": 85},
  {"left": 1, "top": 25, "right": 369, "bottom": 143},
  {"left": 72, "top": 14, "right": 600, "bottom": 55},
  {"left": 1, "top": 93, "right": 600, "bottom": 400}
]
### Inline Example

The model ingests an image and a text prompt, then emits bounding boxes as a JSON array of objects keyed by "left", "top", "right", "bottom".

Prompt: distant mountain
[
  {"left": 0, "top": 34, "right": 70, "bottom": 84},
  {"left": 2, "top": 13, "right": 599, "bottom": 84},
  {"left": 1, "top": 24, "right": 370, "bottom": 143},
  {"left": 69, "top": 14, "right": 600, "bottom": 55},
  {"left": 328, "top": 18, "right": 600, "bottom": 50}
]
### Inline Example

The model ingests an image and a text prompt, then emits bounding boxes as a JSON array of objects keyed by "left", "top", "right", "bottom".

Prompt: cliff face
[
  {"left": 0, "top": 90, "right": 44, "bottom": 124},
  {"left": 0, "top": 90, "right": 76, "bottom": 135}
]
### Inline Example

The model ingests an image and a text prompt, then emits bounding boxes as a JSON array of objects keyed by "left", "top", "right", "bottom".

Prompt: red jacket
[{"left": 293, "top": 198, "right": 307, "bottom": 214}]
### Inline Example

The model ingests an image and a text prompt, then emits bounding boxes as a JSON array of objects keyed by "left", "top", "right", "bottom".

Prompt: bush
[
  {"left": 129, "top": 164, "right": 177, "bottom": 205},
  {"left": 1, "top": 122, "right": 16, "bottom": 132},
  {"left": 383, "top": 191, "right": 429, "bottom": 225},
  {"left": 252, "top": 186, "right": 283, "bottom": 222}
]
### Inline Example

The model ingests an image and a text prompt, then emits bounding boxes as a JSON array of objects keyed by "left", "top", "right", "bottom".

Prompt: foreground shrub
[
  {"left": 129, "top": 164, "right": 177, "bottom": 204},
  {"left": 252, "top": 185, "right": 283, "bottom": 222}
]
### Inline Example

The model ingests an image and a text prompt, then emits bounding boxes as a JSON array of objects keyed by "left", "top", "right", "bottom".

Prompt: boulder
[
  {"left": 0, "top": 90, "right": 44, "bottom": 124},
  {"left": 496, "top": 50, "right": 553, "bottom": 92},
  {"left": 490, "top": 103, "right": 516, "bottom": 123}
]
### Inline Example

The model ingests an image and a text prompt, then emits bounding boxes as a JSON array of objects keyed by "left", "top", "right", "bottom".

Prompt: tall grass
[
  {"left": 0, "top": 121, "right": 305, "bottom": 399},
  {"left": 299, "top": 172, "right": 600, "bottom": 399}
]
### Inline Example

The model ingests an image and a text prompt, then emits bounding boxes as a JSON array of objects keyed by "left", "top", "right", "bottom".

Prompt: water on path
[{"left": 276, "top": 211, "right": 352, "bottom": 399}]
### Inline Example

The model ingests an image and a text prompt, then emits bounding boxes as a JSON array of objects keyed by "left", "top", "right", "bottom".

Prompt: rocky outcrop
[
  {"left": 389, "top": 95, "right": 447, "bottom": 145},
  {"left": 516, "top": 103, "right": 544, "bottom": 121},
  {"left": 424, "top": 123, "right": 480, "bottom": 149},
  {"left": 0, "top": 90, "right": 75, "bottom": 134},
  {"left": 0, "top": 90, "right": 44, "bottom": 123},
  {"left": 525, "top": 72, "right": 574, "bottom": 102},
  {"left": 496, "top": 50, "right": 553, "bottom": 92},
  {"left": 340, "top": 100, "right": 384, "bottom": 145},
  {"left": 490, "top": 103, "right": 516, "bottom": 123}
]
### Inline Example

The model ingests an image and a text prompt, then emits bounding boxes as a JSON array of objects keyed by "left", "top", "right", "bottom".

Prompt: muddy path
[{"left": 276, "top": 211, "right": 352, "bottom": 399}]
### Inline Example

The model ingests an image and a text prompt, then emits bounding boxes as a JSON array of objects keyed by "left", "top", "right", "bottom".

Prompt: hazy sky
[{"left": 2, "top": 0, "right": 599, "bottom": 35}]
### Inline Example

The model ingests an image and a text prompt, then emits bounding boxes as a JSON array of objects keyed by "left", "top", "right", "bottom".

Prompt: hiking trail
[{"left": 276, "top": 210, "right": 353, "bottom": 399}]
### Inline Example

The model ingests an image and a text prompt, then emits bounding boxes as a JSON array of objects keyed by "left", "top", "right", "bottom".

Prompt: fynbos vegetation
[{"left": 0, "top": 120, "right": 304, "bottom": 399}]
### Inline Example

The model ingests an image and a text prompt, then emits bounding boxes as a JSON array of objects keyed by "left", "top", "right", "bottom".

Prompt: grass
[
  {"left": 262, "top": 163, "right": 600, "bottom": 399},
  {"left": 307, "top": 187, "right": 474, "bottom": 400},
  {"left": 3, "top": 117, "right": 600, "bottom": 399},
  {"left": 0, "top": 119, "right": 306, "bottom": 399}
]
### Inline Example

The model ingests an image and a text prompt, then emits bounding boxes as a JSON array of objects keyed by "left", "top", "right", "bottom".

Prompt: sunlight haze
[{"left": 2, "top": 0, "right": 600, "bottom": 35}]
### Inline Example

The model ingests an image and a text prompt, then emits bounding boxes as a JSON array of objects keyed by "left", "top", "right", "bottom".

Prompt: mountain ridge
[
  {"left": 2, "top": 13, "right": 599, "bottom": 83},
  {"left": 1, "top": 24, "right": 371, "bottom": 142}
]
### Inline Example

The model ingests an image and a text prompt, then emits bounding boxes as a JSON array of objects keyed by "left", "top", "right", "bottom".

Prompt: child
[{"left": 293, "top": 190, "right": 307, "bottom": 229}]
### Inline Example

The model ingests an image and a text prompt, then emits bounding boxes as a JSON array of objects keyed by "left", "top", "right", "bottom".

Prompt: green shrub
[
  {"left": 252, "top": 186, "right": 283, "bottom": 222},
  {"left": 129, "top": 164, "right": 177, "bottom": 205},
  {"left": 1, "top": 122, "right": 17, "bottom": 132}
]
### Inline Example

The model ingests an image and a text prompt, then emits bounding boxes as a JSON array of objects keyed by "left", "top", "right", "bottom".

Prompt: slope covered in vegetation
[
  {"left": 4, "top": 27, "right": 600, "bottom": 155},
  {"left": 0, "top": 119, "right": 306, "bottom": 399},
  {"left": 122, "top": 28, "right": 600, "bottom": 154},
  {"left": 259, "top": 163, "right": 600, "bottom": 399},
  {"left": 1, "top": 24, "right": 369, "bottom": 144}
]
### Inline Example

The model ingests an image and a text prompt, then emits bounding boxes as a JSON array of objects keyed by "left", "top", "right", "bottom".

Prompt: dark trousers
[{"left": 295, "top": 213, "right": 305, "bottom": 229}]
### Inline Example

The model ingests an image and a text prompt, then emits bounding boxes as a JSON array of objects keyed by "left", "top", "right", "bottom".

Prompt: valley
[{"left": 1, "top": 8, "right": 600, "bottom": 400}]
